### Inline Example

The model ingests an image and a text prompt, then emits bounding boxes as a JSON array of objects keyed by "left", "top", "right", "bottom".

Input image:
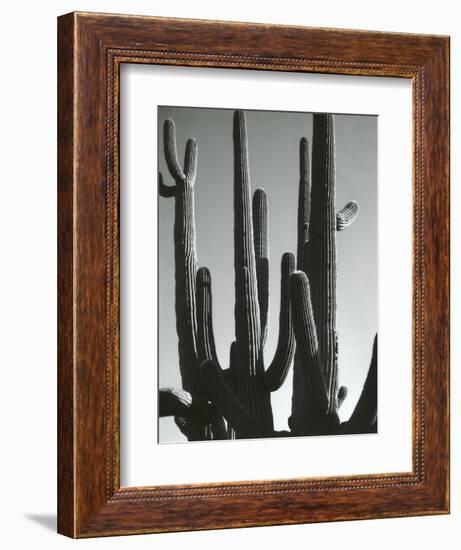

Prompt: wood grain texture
[
  {"left": 57, "top": 13, "right": 76, "bottom": 538},
  {"left": 57, "top": 11, "right": 450, "bottom": 538}
]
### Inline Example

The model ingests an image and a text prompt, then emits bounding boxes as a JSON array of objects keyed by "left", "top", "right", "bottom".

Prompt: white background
[
  {"left": 0, "top": 1, "right": 457, "bottom": 548},
  {"left": 121, "top": 66, "right": 412, "bottom": 486}
]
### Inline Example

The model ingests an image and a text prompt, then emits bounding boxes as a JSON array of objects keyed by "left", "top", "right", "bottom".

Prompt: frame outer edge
[
  {"left": 56, "top": 12, "right": 450, "bottom": 537},
  {"left": 424, "top": 37, "right": 450, "bottom": 512},
  {"left": 57, "top": 12, "right": 77, "bottom": 538}
]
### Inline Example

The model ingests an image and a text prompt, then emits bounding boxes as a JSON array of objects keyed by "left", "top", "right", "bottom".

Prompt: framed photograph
[{"left": 58, "top": 12, "right": 450, "bottom": 537}]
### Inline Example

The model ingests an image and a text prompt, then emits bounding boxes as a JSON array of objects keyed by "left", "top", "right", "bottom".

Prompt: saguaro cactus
[
  {"left": 159, "top": 109, "right": 377, "bottom": 441},
  {"left": 159, "top": 111, "right": 295, "bottom": 440},
  {"left": 289, "top": 113, "right": 376, "bottom": 436}
]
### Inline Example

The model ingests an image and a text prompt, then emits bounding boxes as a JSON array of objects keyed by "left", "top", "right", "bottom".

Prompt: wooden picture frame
[{"left": 57, "top": 12, "right": 450, "bottom": 538}]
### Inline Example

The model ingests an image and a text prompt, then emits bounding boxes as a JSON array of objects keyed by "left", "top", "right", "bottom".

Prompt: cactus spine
[{"left": 159, "top": 110, "right": 377, "bottom": 441}]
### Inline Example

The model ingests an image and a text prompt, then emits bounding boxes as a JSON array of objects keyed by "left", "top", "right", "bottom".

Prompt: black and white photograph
[{"left": 158, "top": 106, "right": 378, "bottom": 443}]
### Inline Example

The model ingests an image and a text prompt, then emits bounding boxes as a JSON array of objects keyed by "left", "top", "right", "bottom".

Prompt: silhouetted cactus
[
  {"left": 289, "top": 113, "right": 376, "bottom": 436},
  {"left": 159, "top": 110, "right": 377, "bottom": 441},
  {"left": 159, "top": 112, "right": 295, "bottom": 440}
]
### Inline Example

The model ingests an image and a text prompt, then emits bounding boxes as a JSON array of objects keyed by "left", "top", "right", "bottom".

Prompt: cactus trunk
[{"left": 305, "top": 114, "right": 338, "bottom": 407}]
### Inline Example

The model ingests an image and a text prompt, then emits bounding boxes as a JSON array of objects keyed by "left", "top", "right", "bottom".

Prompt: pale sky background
[{"left": 158, "top": 106, "right": 377, "bottom": 443}]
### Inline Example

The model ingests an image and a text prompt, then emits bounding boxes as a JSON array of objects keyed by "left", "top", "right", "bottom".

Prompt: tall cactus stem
[
  {"left": 305, "top": 113, "right": 337, "bottom": 403},
  {"left": 253, "top": 188, "right": 269, "bottom": 346},
  {"left": 162, "top": 119, "right": 200, "bottom": 396},
  {"left": 233, "top": 110, "right": 260, "bottom": 355},
  {"left": 297, "top": 137, "right": 311, "bottom": 269}
]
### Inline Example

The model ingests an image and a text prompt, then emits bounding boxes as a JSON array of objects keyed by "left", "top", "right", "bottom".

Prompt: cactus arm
[
  {"left": 196, "top": 267, "right": 220, "bottom": 366},
  {"left": 159, "top": 388, "right": 212, "bottom": 441},
  {"left": 200, "top": 359, "right": 267, "bottom": 438},
  {"left": 337, "top": 385, "right": 348, "bottom": 409},
  {"left": 290, "top": 271, "right": 328, "bottom": 413},
  {"left": 336, "top": 200, "right": 359, "bottom": 231},
  {"left": 290, "top": 271, "right": 329, "bottom": 435},
  {"left": 297, "top": 137, "right": 311, "bottom": 269},
  {"left": 264, "top": 252, "right": 296, "bottom": 391},
  {"left": 164, "top": 118, "right": 186, "bottom": 181},
  {"left": 305, "top": 113, "right": 338, "bottom": 404},
  {"left": 253, "top": 188, "right": 269, "bottom": 346},
  {"left": 195, "top": 265, "right": 229, "bottom": 438},
  {"left": 158, "top": 387, "right": 206, "bottom": 418},
  {"left": 158, "top": 171, "right": 176, "bottom": 198},
  {"left": 342, "top": 334, "right": 378, "bottom": 433},
  {"left": 184, "top": 138, "right": 198, "bottom": 181}
]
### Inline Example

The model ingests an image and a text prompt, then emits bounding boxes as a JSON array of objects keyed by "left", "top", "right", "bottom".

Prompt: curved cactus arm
[
  {"left": 336, "top": 200, "right": 359, "bottom": 231},
  {"left": 253, "top": 188, "right": 269, "bottom": 346},
  {"left": 196, "top": 267, "right": 220, "bottom": 366},
  {"left": 158, "top": 172, "right": 176, "bottom": 198},
  {"left": 264, "top": 252, "right": 296, "bottom": 391},
  {"left": 290, "top": 271, "right": 329, "bottom": 435},
  {"left": 158, "top": 387, "right": 206, "bottom": 418},
  {"left": 297, "top": 137, "right": 311, "bottom": 269},
  {"left": 164, "top": 118, "right": 186, "bottom": 181},
  {"left": 343, "top": 334, "right": 378, "bottom": 433},
  {"left": 200, "top": 359, "right": 266, "bottom": 438}
]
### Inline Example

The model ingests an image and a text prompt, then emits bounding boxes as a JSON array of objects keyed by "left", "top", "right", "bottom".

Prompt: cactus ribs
[{"left": 158, "top": 110, "right": 377, "bottom": 441}]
